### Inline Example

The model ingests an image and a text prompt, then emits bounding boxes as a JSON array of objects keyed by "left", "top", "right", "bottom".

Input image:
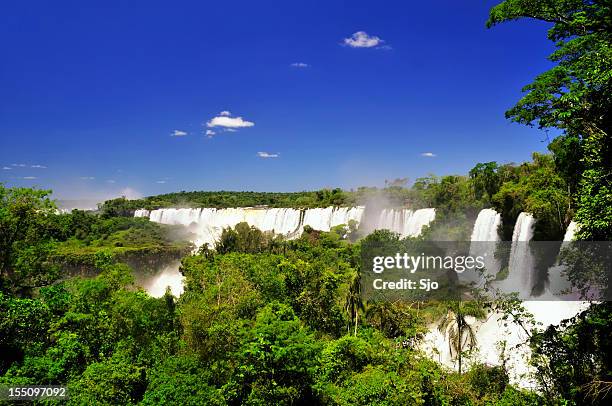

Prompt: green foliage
[
  {"left": 317, "top": 336, "right": 373, "bottom": 384},
  {"left": 0, "top": 203, "right": 594, "bottom": 405},
  {"left": 487, "top": 0, "right": 612, "bottom": 240},
  {"left": 437, "top": 300, "right": 487, "bottom": 375},
  {"left": 0, "top": 292, "right": 51, "bottom": 370},
  {"left": 0, "top": 184, "right": 191, "bottom": 296},
  {"left": 100, "top": 189, "right": 357, "bottom": 214},
  {"left": 413, "top": 174, "right": 480, "bottom": 215},
  {"left": 574, "top": 129, "right": 612, "bottom": 240},
  {"left": 235, "top": 302, "right": 320, "bottom": 405},
  {"left": 216, "top": 222, "right": 281, "bottom": 254},
  {"left": 322, "top": 366, "right": 424, "bottom": 405},
  {"left": 67, "top": 349, "right": 146, "bottom": 405},
  {"left": 548, "top": 134, "right": 583, "bottom": 195},
  {"left": 530, "top": 302, "right": 612, "bottom": 405},
  {"left": 0, "top": 185, "right": 58, "bottom": 293},
  {"left": 141, "top": 355, "right": 224, "bottom": 405},
  {"left": 491, "top": 153, "right": 571, "bottom": 240},
  {"left": 470, "top": 162, "right": 501, "bottom": 201},
  {"left": 2, "top": 1, "right": 611, "bottom": 401}
]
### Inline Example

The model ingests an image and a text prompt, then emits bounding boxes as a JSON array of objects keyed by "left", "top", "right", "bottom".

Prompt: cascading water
[
  {"left": 134, "top": 206, "right": 369, "bottom": 297},
  {"left": 470, "top": 209, "right": 501, "bottom": 242},
  {"left": 548, "top": 221, "right": 580, "bottom": 297},
  {"left": 137, "top": 206, "right": 369, "bottom": 248},
  {"left": 563, "top": 221, "right": 578, "bottom": 242},
  {"left": 469, "top": 209, "right": 502, "bottom": 281},
  {"left": 138, "top": 261, "right": 185, "bottom": 298},
  {"left": 139, "top": 205, "right": 587, "bottom": 387},
  {"left": 502, "top": 212, "right": 536, "bottom": 294},
  {"left": 137, "top": 206, "right": 436, "bottom": 248},
  {"left": 405, "top": 208, "right": 436, "bottom": 237},
  {"left": 422, "top": 214, "right": 588, "bottom": 387},
  {"left": 370, "top": 208, "right": 436, "bottom": 237}
]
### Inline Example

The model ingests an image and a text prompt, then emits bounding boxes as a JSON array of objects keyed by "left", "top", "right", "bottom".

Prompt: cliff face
[{"left": 50, "top": 244, "right": 192, "bottom": 279}]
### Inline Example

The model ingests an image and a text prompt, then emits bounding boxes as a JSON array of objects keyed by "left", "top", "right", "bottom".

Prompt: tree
[
  {"left": 530, "top": 302, "right": 612, "bottom": 405},
  {"left": 548, "top": 134, "right": 583, "bottom": 197},
  {"left": 487, "top": 0, "right": 612, "bottom": 240},
  {"left": 0, "top": 185, "right": 58, "bottom": 293},
  {"left": 215, "top": 222, "right": 277, "bottom": 254},
  {"left": 140, "top": 355, "right": 225, "bottom": 405},
  {"left": 236, "top": 302, "right": 320, "bottom": 405},
  {"left": 492, "top": 152, "right": 571, "bottom": 240},
  {"left": 438, "top": 300, "right": 487, "bottom": 374},
  {"left": 67, "top": 349, "right": 146, "bottom": 405},
  {"left": 470, "top": 162, "right": 501, "bottom": 201},
  {"left": 343, "top": 271, "right": 364, "bottom": 336}
]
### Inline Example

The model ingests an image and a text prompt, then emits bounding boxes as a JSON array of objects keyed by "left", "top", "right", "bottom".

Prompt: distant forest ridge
[{"left": 100, "top": 187, "right": 414, "bottom": 212}]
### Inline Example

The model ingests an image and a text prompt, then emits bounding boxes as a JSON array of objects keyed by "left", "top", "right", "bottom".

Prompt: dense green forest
[
  {"left": 0, "top": 145, "right": 609, "bottom": 404},
  {"left": 1, "top": 0, "right": 611, "bottom": 405},
  {"left": 1, "top": 192, "right": 610, "bottom": 404}
]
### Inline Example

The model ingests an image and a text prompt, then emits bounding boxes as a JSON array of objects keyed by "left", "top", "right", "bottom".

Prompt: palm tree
[
  {"left": 344, "top": 271, "right": 364, "bottom": 336},
  {"left": 438, "top": 300, "right": 486, "bottom": 374}
]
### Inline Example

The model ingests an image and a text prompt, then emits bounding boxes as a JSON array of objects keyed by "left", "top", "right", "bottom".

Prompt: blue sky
[{"left": 0, "top": 0, "right": 558, "bottom": 200}]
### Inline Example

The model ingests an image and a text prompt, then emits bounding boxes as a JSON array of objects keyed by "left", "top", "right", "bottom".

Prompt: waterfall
[
  {"left": 503, "top": 212, "right": 536, "bottom": 294},
  {"left": 404, "top": 208, "right": 436, "bottom": 237},
  {"left": 469, "top": 208, "right": 502, "bottom": 281},
  {"left": 548, "top": 221, "right": 580, "bottom": 297},
  {"left": 137, "top": 206, "right": 366, "bottom": 248},
  {"left": 470, "top": 209, "right": 501, "bottom": 242},
  {"left": 511, "top": 212, "right": 536, "bottom": 243},
  {"left": 134, "top": 209, "right": 150, "bottom": 218},
  {"left": 137, "top": 261, "right": 184, "bottom": 298},
  {"left": 135, "top": 205, "right": 437, "bottom": 247},
  {"left": 371, "top": 208, "right": 436, "bottom": 238},
  {"left": 563, "top": 221, "right": 578, "bottom": 242},
  {"left": 422, "top": 212, "right": 588, "bottom": 387}
]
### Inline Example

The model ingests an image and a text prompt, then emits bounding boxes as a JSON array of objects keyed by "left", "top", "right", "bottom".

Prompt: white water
[
  {"left": 470, "top": 209, "right": 501, "bottom": 242},
  {"left": 469, "top": 209, "right": 502, "bottom": 281},
  {"left": 135, "top": 205, "right": 434, "bottom": 300},
  {"left": 423, "top": 215, "right": 588, "bottom": 388},
  {"left": 139, "top": 262, "right": 185, "bottom": 298},
  {"left": 136, "top": 206, "right": 435, "bottom": 248},
  {"left": 548, "top": 221, "right": 580, "bottom": 297},
  {"left": 501, "top": 212, "right": 537, "bottom": 294},
  {"left": 137, "top": 207, "right": 308, "bottom": 247},
  {"left": 370, "top": 208, "right": 436, "bottom": 238},
  {"left": 138, "top": 206, "right": 588, "bottom": 388},
  {"left": 563, "top": 221, "right": 578, "bottom": 242}
]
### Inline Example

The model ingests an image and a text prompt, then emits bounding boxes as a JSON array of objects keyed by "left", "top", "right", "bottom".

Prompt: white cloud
[
  {"left": 31, "top": 164, "right": 47, "bottom": 168},
  {"left": 12, "top": 163, "right": 27, "bottom": 167},
  {"left": 290, "top": 62, "right": 309, "bottom": 68},
  {"left": 219, "top": 110, "right": 231, "bottom": 116},
  {"left": 205, "top": 130, "right": 216, "bottom": 138},
  {"left": 106, "top": 179, "right": 116, "bottom": 184},
  {"left": 80, "top": 176, "right": 95, "bottom": 180},
  {"left": 207, "top": 115, "right": 254, "bottom": 129},
  {"left": 257, "top": 151, "right": 280, "bottom": 159},
  {"left": 224, "top": 128, "right": 237, "bottom": 132},
  {"left": 420, "top": 152, "right": 436, "bottom": 157},
  {"left": 343, "top": 31, "right": 386, "bottom": 48},
  {"left": 2, "top": 166, "right": 11, "bottom": 170},
  {"left": 156, "top": 180, "right": 167, "bottom": 184},
  {"left": 22, "top": 176, "right": 37, "bottom": 180},
  {"left": 171, "top": 130, "right": 188, "bottom": 137}
]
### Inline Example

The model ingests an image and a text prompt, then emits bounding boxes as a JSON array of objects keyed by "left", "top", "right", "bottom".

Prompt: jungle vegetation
[{"left": 1, "top": 0, "right": 611, "bottom": 404}]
